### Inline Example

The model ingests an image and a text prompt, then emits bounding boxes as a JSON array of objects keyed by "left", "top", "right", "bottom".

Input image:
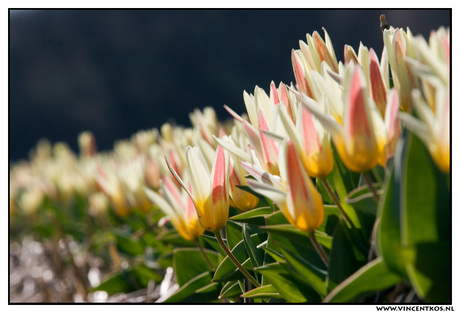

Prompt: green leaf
[
  {"left": 226, "top": 220, "right": 243, "bottom": 250},
  {"left": 201, "top": 234, "right": 226, "bottom": 256},
  {"left": 324, "top": 257, "right": 402, "bottom": 303},
  {"left": 219, "top": 280, "right": 243, "bottom": 299},
  {"left": 241, "top": 284, "right": 282, "bottom": 299},
  {"left": 163, "top": 271, "right": 215, "bottom": 303},
  {"left": 243, "top": 225, "right": 266, "bottom": 281},
  {"left": 93, "top": 264, "right": 162, "bottom": 295},
  {"left": 212, "top": 239, "right": 254, "bottom": 282},
  {"left": 260, "top": 246, "right": 285, "bottom": 263},
  {"left": 264, "top": 211, "right": 326, "bottom": 271},
  {"left": 376, "top": 164, "right": 408, "bottom": 279},
  {"left": 400, "top": 133, "right": 450, "bottom": 302},
  {"left": 92, "top": 271, "right": 133, "bottom": 294},
  {"left": 332, "top": 154, "right": 362, "bottom": 230},
  {"left": 345, "top": 184, "right": 379, "bottom": 215},
  {"left": 316, "top": 174, "right": 335, "bottom": 205},
  {"left": 130, "top": 264, "right": 163, "bottom": 285},
  {"left": 278, "top": 245, "right": 327, "bottom": 297},
  {"left": 327, "top": 219, "right": 367, "bottom": 291},
  {"left": 401, "top": 242, "right": 450, "bottom": 303},
  {"left": 263, "top": 224, "right": 333, "bottom": 250},
  {"left": 230, "top": 206, "right": 273, "bottom": 225},
  {"left": 173, "top": 248, "right": 218, "bottom": 286},
  {"left": 255, "top": 262, "right": 321, "bottom": 303},
  {"left": 114, "top": 233, "right": 144, "bottom": 256},
  {"left": 320, "top": 205, "right": 342, "bottom": 236}
]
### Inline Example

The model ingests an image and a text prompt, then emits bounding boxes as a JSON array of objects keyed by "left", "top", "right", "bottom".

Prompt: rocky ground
[{"left": 9, "top": 236, "right": 177, "bottom": 303}]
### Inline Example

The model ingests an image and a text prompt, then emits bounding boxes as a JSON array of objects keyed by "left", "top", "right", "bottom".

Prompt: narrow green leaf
[
  {"left": 278, "top": 245, "right": 327, "bottom": 296},
  {"left": 255, "top": 262, "right": 321, "bottom": 303},
  {"left": 400, "top": 134, "right": 450, "bottom": 302},
  {"left": 376, "top": 164, "right": 408, "bottom": 279},
  {"left": 226, "top": 220, "right": 243, "bottom": 250},
  {"left": 163, "top": 271, "right": 215, "bottom": 303},
  {"left": 345, "top": 184, "right": 379, "bottom": 215},
  {"left": 264, "top": 211, "right": 326, "bottom": 271},
  {"left": 114, "top": 233, "right": 144, "bottom": 256},
  {"left": 173, "top": 248, "right": 218, "bottom": 286},
  {"left": 212, "top": 239, "right": 253, "bottom": 282},
  {"left": 201, "top": 234, "right": 226, "bottom": 256},
  {"left": 327, "top": 219, "right": 367, "bottom": 291},
  {"left": 261, "top": 224, "right": 332, "bottom": 250},
  {"left": 92, "top": 264, "right": 162, "bottom": 295},
  {"left": 243, "top": 224, "right": 265, "bottom": 270},
  {"left": 219, "top": 281, "right": 243, "bottom": 299},
  {"left": 332, "top": 155, "right": 362, "bottom": 229},
  {"left": 324, "top": 257, "right": 402, "bottom": 303},
  {"left": 230, "top": 206, "right": 273, "bottom": 225},
  {"left": 241, "top": 284, "right": 282, "bottom": 299}
]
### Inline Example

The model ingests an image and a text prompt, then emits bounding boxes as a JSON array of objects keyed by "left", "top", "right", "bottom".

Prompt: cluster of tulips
[{"left": 10, "top": 17, "right": 450, "bottom": 303}]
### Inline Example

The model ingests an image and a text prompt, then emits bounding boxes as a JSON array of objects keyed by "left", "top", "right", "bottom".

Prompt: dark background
[{"left": 9, "top": 9, "right": 450, "bottom": 162}]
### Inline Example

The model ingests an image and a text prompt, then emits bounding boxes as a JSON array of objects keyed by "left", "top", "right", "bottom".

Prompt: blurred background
[{"left": 9, "top": 9, "right": 450, "bottom": 162}]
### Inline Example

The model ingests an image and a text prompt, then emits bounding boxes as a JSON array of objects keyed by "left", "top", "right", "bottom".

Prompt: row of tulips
[{"left": 10, "top": 17, "right": 450, "bottom": 303}]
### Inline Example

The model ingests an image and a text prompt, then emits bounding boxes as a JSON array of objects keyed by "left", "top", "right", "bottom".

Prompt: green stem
[
  {"left": 309, "top": 231, "right": 329, "bottom": 267},
  {"left": 321, "top": 178, "right": 356, "bottom": 229},
  {"left": 214, "top": 231, "right": 260, "bottom": 288},
  {"left": 195, "top": 239, "right": 214, "bottom": 270},
  {"left": 363, "top": 172, "right": 380, "bottom": 202}
]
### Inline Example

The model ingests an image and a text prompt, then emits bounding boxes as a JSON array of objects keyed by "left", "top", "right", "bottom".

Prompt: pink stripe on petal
[
  {"left": 386, "top": 89, "right": 400, "bottom": 141},
  {"left": 279, "top": 82, "right": 294, "bottom": 121},
  {"left": 347, "top": 68, "right": 372, "bottom": 138},
  {"left": 212, "top": 146, "right": 228, "bottom": 206},
  {"left": 258, "top": 111, "right": 279, "bottom": 172},
  {"left": 292, "top": 49, "right": 313, "bottom": 98},
  {"left": 344, "top": 45, "right": 359, "bottom": 65},
  {"left": 314, "top": 31, "right": 338, "bottom": 72},
  {"left": 286, "top": 141, "right": 309, "bottom": 202},
  {"left": 270, "top": 81, "right": 280, "bottom": 105},
  {"left": 242, "top": 119, "right": 265, "bottom": 162},
  {"left": 186, "top": 182, "right": 195, "bottom": 220},
  {"left": 369, "top": 48, "right": 387, "bottom": 117},
  {"left": 163, "top": 176, "right": 185, "bottom": 209},
  {"left": 223, "top": 105, "right": 244, "bottom": 123},
  {"left": 301, "top": 107, "right": 321, "bottom": 156}
]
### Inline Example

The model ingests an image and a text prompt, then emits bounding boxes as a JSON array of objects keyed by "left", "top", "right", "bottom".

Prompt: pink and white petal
[
  {"left": 144, "top": 187, "right": 177, "bottom": 219},
  {"left": 258, "top": 111, "right": 279, "bottom": 171},
  {"left": 292, "top": 49, "right": 314, "bottom": 98},
  {"left": 213, "top": 135, "right": 250, "bottom": 161},
  {"left": 243, "top": 91, "right": 259, "bottom": 129},
  {"left": 246, "top": 179, "right": 286, "bottom": 207},
  {"left": 290, "top": 87, "right": 342, "bottom": 138},
  {"left": 270, "top": 81, "right": 280, "bottom": 106},
  {"left": 369, "top": 48, "right": 388, "bottom": 117},
  {"left": 255, "top": 86, "right": 272, "bottom": 125},
  {"left": 210, "top": 146, "right": 229, "bottom": 208},
  {"left": 165, "top": 156, "right": 193, "bottom": 202},
  {"left": 385, "top": 89, "right": 401, "bottom": 142},
  {"left": 186, "top": 147, "right": 212, "bottom": 206}
]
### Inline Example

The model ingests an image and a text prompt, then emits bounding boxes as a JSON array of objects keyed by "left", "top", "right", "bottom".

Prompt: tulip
[
  {"left": 278, "top": 101, "right": 334, "bottom": 178},
  {"left": 383, "top": 27, "right": 418, "bottom": 111},
  {"left": 95, "top": 166, "right": 130, "bottom": 217},
  {"left": 166, "top": 145, "right": 229, "bottom": 232},
  {"left": 293, "top": 65, "right": 381, "bottom": 173},
  {"left": 399, "top": 87, "right": 449, "bottom": 174},
  {"left": 145, "top": 175, "right": 204, "bottom": 241},
  {"left": 245, "top": 140, "right": 328, "bottom": 266},
  {"left": 218, "top": 133, "right": 260, "bottom": 211}
]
